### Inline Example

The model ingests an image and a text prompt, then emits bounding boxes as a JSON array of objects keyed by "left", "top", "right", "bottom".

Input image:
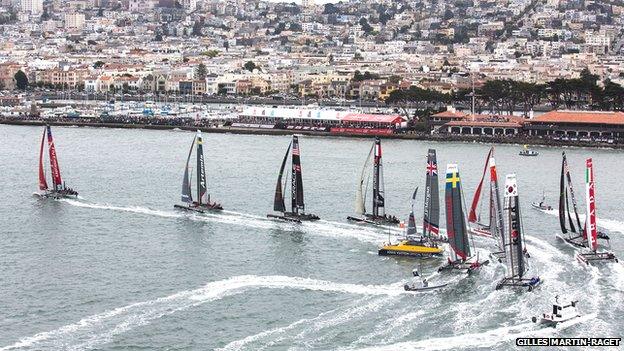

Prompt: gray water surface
[{"left": 1, "top": 125, "right": 622, "bottom": 350}]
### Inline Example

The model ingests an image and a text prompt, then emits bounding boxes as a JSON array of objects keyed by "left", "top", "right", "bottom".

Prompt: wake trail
[
  {"left": 350, "top": 313, "right": 597, "bottom": 351},
  {"left": 542, "top": 209, "right": 624, "bottom": 234},
  {"left": 218, "top": 296, "right": 397, "bottom": 351},
  {"left": 0, "top": 276, "right": 407, "bottom": 351},
  {"left": 60, "top": 199, "right": 394, "bottom": 244}
]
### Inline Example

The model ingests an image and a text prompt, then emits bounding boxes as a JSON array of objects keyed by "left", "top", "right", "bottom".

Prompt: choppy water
[{"left": 1, "top": 125, "right": 622, "bottom": 350}]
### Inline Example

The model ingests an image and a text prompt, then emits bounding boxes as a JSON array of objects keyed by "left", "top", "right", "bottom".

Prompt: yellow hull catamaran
[{"left": 379, "top": 149, "right": 444, "bottom": 257}]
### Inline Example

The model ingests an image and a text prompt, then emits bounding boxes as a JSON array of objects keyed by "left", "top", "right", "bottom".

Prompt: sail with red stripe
[
  {"left": 585, "top": 158, "right": 598, "bottom": 252},
  {"left": 468, "top": 147, "right": 494, "bottom": 223},
  {"left": 46, "top": 126, "right": 63, "bottom": 190},
  {"left": 38, "top": 128, "right": 48, "bottom": 191},
  {"left": 372, "top": 137, "right": 385, "bottom": 217}
]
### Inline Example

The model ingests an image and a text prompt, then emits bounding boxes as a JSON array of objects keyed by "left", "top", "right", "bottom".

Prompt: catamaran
[
  {"left": 347, "top": 137, "right": 399, "bottom": 226},
  {"left": 267, "top": 135, "right": 320, "bottom": 223},
  {"left": 37, "top": 125, "right": 78, "bottom": 199},
  {"left": 438, "top": 164, "right": 489, "bottom": 274},
  {"left": 469, "top": 148, "right": 500, "bottom": 239},
  {"left": 378, "top": 187, "right": 444, "bottom": 257},
  {"left": 495, "top": 174, "right": 541, "bottom": 290},
  {"left": 174, "top": 131, "right": 223, "bottom": 213},
  {"left": 468, "top": 147, "right": 507, "bottom": 259},
  {"left": 378, "top": 149, "right": 445, "bottom": 257},
  {"left": 557, "top": 152, "right": 609, "bottom": 247},
  {"left": 575, "top": 158, "right": 618, "bottom": 265}
]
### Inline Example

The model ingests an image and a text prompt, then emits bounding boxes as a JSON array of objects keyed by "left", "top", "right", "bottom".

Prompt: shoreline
[{"left": 1, "top": 118, "right": 621, "bottom": 150}]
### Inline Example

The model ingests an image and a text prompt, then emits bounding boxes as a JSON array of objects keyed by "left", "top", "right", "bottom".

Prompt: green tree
[
  {"left": 244, "top": 61, "right": 257, "bottom": 72},
  {"left": 359, "top": 18, "right": 373, "bottom": 34},
  {"left": 93, "top": 60, "right": 105, "bottom": 69},
  {"left": 14, "top": 70, "right": 28, "bottom": 90},
  {"left": 195, "top": 63, "right": 207, "bottom": 80}
]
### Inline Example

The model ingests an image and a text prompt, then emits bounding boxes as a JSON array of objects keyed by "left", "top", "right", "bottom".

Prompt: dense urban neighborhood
[{"left": 1, "top": 0, "right": 624, "bottom": 145}]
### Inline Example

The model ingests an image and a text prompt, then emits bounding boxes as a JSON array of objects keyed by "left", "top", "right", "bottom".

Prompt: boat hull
[
  {"left": 347, "top": 214, "right": 400, "bottom": 226},
  {"left": 556, "top": 234, "right": 586, "bottom": 248},
  {"left": 37, "top": 190, "right": 79, "bottom": 199},
  {"left": 438, "top": 259, "right": 490, "bottom": 274},
  {"left": 403, "top": 283, "right": 448, "bottom": 291},
  {"left": 378, "top": 240, "right": 443, "bottom": 257},
  {"left": 531, "top": 203, "right": 553, "bottom": 211},
  {"left": 495, "top": 276, "right": 541, "bottom": 291},
  {"left": 519, "top": 151, "right": 539, "bottom": 156},
  {"left": 576, "top": 251, "right": 618, "bottom": 265},
  {"left": 267, "top": 212, "right": 320, "bottom": 223},
  {"left": 174, "top": 203, "right": 223, "bottom": 213}
]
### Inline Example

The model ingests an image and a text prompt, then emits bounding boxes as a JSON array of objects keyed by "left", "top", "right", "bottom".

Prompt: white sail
[{"left": 355, "top": 143, "right": 374, "bottom": 215}]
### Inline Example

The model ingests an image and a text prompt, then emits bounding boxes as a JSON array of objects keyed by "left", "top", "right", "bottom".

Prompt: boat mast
[
  {"left": 181, "top": 136, "right": 196, "bottom": 203},
  {"left": 504, "top": 174, "right": 526, "bottom": 279},
  {"left": 585, "top": 158, "right": 598, "bottom": 252},
  {"left": 423, "top": 149, "right": 440, "bottom": 237},
  {"left": 372, "top": 137, "right": 385, "bottom": 217},
  {"left": 196, "top": 131, "right": 208, "bottom": 205},
  {"left": 291, "top": 135, "right": 305, "bottom": 214},
  {"left": 489, "top": 155, "right": 506, "bottom": 251}
]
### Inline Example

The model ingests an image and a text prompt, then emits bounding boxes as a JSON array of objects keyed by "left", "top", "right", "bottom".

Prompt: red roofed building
[
  {"left": 340, "top": 113, "right": 404, "bottom": 125},
  {"left": 525, "top": 110, "right": 624, "bottom": 140}
]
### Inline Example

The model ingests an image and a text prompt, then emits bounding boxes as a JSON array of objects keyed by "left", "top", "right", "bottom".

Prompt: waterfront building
[{"left": 525, "top": 110, "right": 624, "bottom": 140}]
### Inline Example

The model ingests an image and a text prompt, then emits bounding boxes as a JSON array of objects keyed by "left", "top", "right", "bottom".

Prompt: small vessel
[
  {"left": 174, "top": 131, "right": 223, "bottom": 213},
  {"left": 347, "top": 137, "right": 399, "bottom": 226},
  {"left": 404, "top": 269, "right": 448, "bottom": 291},
  {"left": 379, "top": 150, "right": 445, "bottom": 257},
  {"left": 495, "top": 174, "right": 541, "bottom": 291},
  {"left": 267, "top": 135, "right": 320, "bottom": 223},
  {"left": 438, "top": 164, "right": 489, "bottom": 274},
  {"left": 531, "top": 192, "right": 553, "bottom": 211},
  {"left": 519, "top": 145, "right": 538, "bottom": 156},
  {"left": 37, "top": 125, "right": 79, "bottom": 199},
  {"left": 576, "top": 158, "right": 618, "bottom": 265},
  {"left": 532, "top": 296, "right": 580, "bottom": 326},
  {"left": 468, "top": 147, "right": 506, "bottom": 261},
  {"left": 378, "top": 188, "right": 444, "bottom": 257}
]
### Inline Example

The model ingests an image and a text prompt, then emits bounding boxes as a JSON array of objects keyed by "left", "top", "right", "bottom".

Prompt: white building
[
  {"left": 21, "top": 0, "right": 43, "bottom": 14},
  {"left": 65, "top": 13, "right": 85, "bottom": 30}
]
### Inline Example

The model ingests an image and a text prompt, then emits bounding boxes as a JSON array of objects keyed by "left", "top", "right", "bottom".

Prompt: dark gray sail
[
  {"left": 291, "top": 136, "right": 304, "bottom": 214},
  {"left": 445, "top": 164, "right": 471, "bottom": 260},
  {"left": 181, "top": 136, "right": 196, "bottom": 203},
  {"left": 560, "top": 152, "right": 584, "bottom": 241},
  {"left": 407, "top": 188, "right": 418, "bottom": 236},
  {"left": 503, "top": 175, "right": 526, "bottom": 278},
  {"left": 273, "top": 141, "right": 292, "bottom": 212},
  {"left": 423, "top": 149, "right": 440, "bottom": 237}
]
